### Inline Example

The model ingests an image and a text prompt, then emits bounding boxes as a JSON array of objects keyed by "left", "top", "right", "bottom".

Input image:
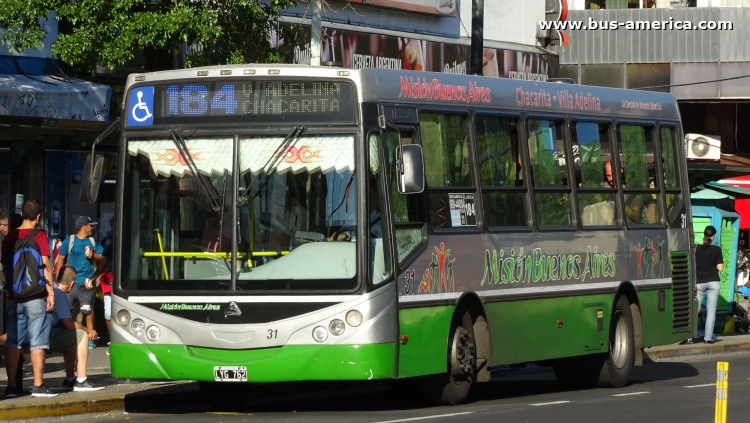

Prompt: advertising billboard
[{"left": 349, "top": 0, "right": 458, "bottom": 17}]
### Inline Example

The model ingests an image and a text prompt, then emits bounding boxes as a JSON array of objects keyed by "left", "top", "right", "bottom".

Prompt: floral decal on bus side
[
  {"left": 403, "top": 243, "right": 456, "bottom": 295},
  {"left": 635, "top": 236, "right": 665, "bottom": 279},
  {"left": 419, "top": 243, "right": 456, "bottom": 294}
]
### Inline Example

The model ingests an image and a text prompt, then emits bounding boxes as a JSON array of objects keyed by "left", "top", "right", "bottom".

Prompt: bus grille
[{"left": 671, "top": 251, "right": 691, "bottom": 332}]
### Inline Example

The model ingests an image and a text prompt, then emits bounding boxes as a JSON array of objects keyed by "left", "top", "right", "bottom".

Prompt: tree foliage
[{"left": 1, "top": 0, "right": 303, "bottom": 74}]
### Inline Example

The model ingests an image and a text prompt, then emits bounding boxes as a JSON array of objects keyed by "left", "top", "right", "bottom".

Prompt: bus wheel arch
[
  {"left": 419, "top": 292, "right": 486, "bottom": 405},
  {"left": 615, "top": 282, "right": 644, "bottom": 366},
  {"left": 587, "top": 294, "right": 636, "bottom": 388},
  {"left": 456, "top": 292, "right": 491, "bottom": 383}
]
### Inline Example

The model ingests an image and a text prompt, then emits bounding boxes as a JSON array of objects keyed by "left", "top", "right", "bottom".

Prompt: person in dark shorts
[
  {"left": 1, "top": 199, "right": 57, "bottom": 398},
  {"left": 692, "top": 225, "right": 724, "bottom": 344},
  {"left": 50, "top": 265, "right": 104, "bottom": 391},
  {"left": 53, "top": 216, "right": 107, "bottom": 349}
]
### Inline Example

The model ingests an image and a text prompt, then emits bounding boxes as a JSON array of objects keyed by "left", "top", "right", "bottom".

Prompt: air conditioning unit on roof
[{"left": 685, "top": 133, "right": 721, "bottom": 161}]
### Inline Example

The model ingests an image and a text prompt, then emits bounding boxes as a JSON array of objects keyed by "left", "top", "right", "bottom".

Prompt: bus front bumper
[{"left": 110, "top": 343, "right": 395, "bottom": 382}]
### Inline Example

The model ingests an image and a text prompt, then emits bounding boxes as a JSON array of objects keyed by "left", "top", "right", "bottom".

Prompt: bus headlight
[
  {"left": 131, "top": 319, "right": 145, "bottom": 337},
  {"left": 116, "top": 310, "right": 131, "bottom": 327},
  {"left": 145, "top": 325, "right": 161, "bottom": 341},
  {"left": 312, "top": 326, "right": 328, "bottom": 342},
  {"left": 346, "top": 310, "right": 363, "bottom": 327},
  {"left": 329, "top": 319, "right": 345, "bottom": 336}
]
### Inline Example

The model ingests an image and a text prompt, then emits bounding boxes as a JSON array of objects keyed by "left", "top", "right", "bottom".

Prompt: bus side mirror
[
  {"left": 396, "top": 144, "right": 425, "bottom": 194},
  {"left": 79, "top": 154, "right": 104, "bottom": 204}
]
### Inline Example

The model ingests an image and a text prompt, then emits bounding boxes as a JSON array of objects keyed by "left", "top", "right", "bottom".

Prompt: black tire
[
  {"left": 420, "top": 311, "right": 477, "bottom": 406},
  {"left": 587, "top": 296, "right": 635, "bottom": 388},
  {"left": 198, "top": 381, "right": 253, "bottom": 410}
]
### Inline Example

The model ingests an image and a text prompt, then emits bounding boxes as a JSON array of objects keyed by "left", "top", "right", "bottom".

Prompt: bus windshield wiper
[
  {"left": 217, "top": 169, "right": 229, "bottom": 252},
  {"left": 170, "top": 128, "right": 222, "bottom": 212},
  {"left": 242, "top": 125, "right": 306, "bottom": 200}
]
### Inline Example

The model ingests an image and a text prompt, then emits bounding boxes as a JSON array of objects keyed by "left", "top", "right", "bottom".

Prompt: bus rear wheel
[
  {"left": 420, "top": 311, "right": 477, "bottom": 405},
  {"left": 587, "top": 296, "right": 635, "bottom": 388},
  {"left": 198, "top": 381, "right": 253, "bottom": 410}
]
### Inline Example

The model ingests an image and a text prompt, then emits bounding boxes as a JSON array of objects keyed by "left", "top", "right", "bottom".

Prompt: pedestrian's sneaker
[
  {"left": 4, "top": 385, "right": 18, "bottom": 398},
  {"left": 74, "top": 379, "right": 105, "bottom": 392},
  {"left": 62, "top": 379, "right": 75, "bottom": 391},
  {"left": 31, "top": 384, "right": 58, "bottom": 397},
  {"left": 88, "top": 340, "right": 95, "bottom": 349}
]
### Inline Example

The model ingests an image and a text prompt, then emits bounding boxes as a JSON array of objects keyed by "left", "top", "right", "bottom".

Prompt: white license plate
[{"left": 214, "top": 366, "right": 247, "bottom": 382}]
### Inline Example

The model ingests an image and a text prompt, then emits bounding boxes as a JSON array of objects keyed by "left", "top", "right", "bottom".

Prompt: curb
[
  {"left": 0, "top": 383, "right": 201, "bottom": 421},
  {"left": 644, "top": 340, "right": 750, "bottom": 361},
  {"left": 1, "top": 395, "right": 126, "bottom": 420}
]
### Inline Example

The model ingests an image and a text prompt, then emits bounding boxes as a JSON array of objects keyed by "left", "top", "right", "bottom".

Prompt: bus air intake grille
[{"left": 670, "top": 251, "right": 691, "bottom": 332}]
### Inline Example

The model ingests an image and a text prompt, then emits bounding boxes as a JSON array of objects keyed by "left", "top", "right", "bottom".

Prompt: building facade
[
  {"left": 0, "top": 13, "right": 115, "bottom": 262},
  {"left": 274, "top": 0, "right": 557, "bottom": 80},
  {"left": 555, "top": 5, "right": 750, "bottom": 175}
]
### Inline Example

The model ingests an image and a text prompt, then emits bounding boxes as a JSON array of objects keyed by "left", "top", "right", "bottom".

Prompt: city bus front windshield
[{"left": 121, "top": 133, "right": 358, "bottom": 292}]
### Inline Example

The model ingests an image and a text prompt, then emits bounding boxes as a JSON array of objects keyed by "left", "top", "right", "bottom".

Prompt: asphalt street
[{"left": 11, "top": 353, "right": 750, "bottom": 423}]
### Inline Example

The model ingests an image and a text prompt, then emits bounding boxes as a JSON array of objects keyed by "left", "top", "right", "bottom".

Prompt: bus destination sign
[{"left": 126, "top": 80, "right": 355, "bottom": 127}]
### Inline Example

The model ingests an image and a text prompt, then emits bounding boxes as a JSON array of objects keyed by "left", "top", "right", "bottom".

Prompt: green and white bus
[{"left": 89, "top": 64, "right": 694, "bottom": 407}]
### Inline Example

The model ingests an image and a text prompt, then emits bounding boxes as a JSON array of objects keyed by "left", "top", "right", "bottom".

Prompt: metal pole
[
  {"left": 470, "top": 0, "right": 484, "bottom": 76},
  {"left": 310, "top": 0, "right": 322, "bottom": 66}
]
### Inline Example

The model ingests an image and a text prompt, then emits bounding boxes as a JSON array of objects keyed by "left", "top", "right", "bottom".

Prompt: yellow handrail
[
  {"left": 250, "top": 251, "right": 289, "bottom": 257},
  {"left": 155, "top": 231, "right": 170, "bottom": 280},
  {"left": 142, "top": 251, "right": 288, "bottom": 258}
]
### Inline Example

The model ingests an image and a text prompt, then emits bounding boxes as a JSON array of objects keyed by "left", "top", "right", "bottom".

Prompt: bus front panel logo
[{"left": 128, "top": 86, "right": 154, "bottom": 126}]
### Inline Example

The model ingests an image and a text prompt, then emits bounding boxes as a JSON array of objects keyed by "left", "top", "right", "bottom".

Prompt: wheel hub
[{"left": 451, "top": 326, "right": 476, "bottom": 377}]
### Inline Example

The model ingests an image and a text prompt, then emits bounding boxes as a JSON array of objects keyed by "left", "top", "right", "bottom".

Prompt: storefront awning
[
  {"left": 704, "top": 181, "right": 750, "bottom": 198},
  {"left": 0, "top": 74, "right": 111, "bottom": 122}
]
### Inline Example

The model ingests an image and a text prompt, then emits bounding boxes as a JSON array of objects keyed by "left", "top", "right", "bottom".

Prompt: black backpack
[{"left": 11, "top": 229, "right": 47, "bottom": 298}]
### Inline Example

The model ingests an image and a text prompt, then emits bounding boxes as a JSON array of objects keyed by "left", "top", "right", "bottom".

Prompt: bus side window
[
  {"left": 618, "top": 124, "right": 661, "bottom": 225},
  {"left": 419, "top": 112, "right": 476, "bottom": 230},
  {"left": 527, "top": 119, "right": 571, "bottom": 227},
  {"left": 660, "top": 126, "right": 683, "bottom": 226},
  {"left": 385, "top": 128, "right": 425, "bottom": 263},
  {"left": 571, "top": 122, "right": 618, "bottom": 227},
  {"left": 475, "top": 115, "right": 527, "bottom": 227}
]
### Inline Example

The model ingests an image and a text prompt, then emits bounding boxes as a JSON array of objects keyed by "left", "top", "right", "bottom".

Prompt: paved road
[{"left": 12, "top": 353, "right": 750, "bottom": 423}]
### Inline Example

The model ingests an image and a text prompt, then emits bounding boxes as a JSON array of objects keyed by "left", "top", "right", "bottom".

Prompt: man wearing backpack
[
  {"left": 53, "top": 216, "right": 107, "bottom": 349},
  {"left": 1, "top": 199, "right": 57, "bottom": 398}
]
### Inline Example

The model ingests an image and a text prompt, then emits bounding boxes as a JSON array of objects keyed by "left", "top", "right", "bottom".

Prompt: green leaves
[{"left": 1, "top": 0, "right": 299, "bottom": 74}]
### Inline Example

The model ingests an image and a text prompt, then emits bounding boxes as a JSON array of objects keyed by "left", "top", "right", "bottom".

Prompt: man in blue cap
[{"left": 53, "top": 216, "right": 108, "bottom": 349}]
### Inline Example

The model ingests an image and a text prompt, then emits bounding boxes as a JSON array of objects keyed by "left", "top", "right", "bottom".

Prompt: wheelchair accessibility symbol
[{"left": 127, "top": 86, "right": 154, "bottom": 126}]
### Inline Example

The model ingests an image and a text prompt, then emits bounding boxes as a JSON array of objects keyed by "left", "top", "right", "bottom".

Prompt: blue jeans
[
  {"left": 696, "top": 281, "right": 721, "bottom": 341},
  {"left": 5, "top": 297, "right": 52, "bottom": 350}
]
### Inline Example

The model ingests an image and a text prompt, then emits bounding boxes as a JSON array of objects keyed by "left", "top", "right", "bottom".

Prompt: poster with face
[
  {"left": 349, "top": 0, "right": 458, "bottom": 17},
  {"left": 479, "top": 48, "right": 551, "bottom": 81},
  {"left": 273, "top": 22, "right": 551, "bottom": 81}
]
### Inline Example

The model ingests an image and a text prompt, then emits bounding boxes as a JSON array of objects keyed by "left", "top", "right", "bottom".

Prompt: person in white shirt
[{"left": 49, "top": 266, "right": 105, "bottom": 391}]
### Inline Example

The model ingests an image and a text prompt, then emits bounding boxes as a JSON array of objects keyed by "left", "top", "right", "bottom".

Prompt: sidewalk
[
  {"left": 2, "top": 332, "right": 750, "bottom": 420},
  {"left": 0, "top": 344, "right": 202, "bottom": 420}
]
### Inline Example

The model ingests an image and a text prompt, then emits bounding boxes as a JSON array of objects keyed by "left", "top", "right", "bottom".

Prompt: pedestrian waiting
[{"left": 49, "top": 265, "right": 105, "bottom": 391}]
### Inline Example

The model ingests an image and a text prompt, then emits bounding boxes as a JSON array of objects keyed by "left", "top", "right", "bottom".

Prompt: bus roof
[
  {"left": 356, "top": 67, "right": 680, "bottom": 121},
  {"left": 125, "top": 64, "right": 679, "bottom": 121}
]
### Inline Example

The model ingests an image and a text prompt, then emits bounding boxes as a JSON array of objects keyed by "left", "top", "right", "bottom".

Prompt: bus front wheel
[
  {"left": 198, "top": 381, "right": 253, "bottom": 410},
  {"left": 587, "top": 296, "right": 635, "bottom": 388},
  {"left": 420, "top": 311, "right": 477, "bottom": 405}
]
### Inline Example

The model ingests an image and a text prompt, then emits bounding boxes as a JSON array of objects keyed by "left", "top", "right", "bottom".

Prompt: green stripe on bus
[{"left": 110, "top": 343, "right": 395, "bottom": 381}]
